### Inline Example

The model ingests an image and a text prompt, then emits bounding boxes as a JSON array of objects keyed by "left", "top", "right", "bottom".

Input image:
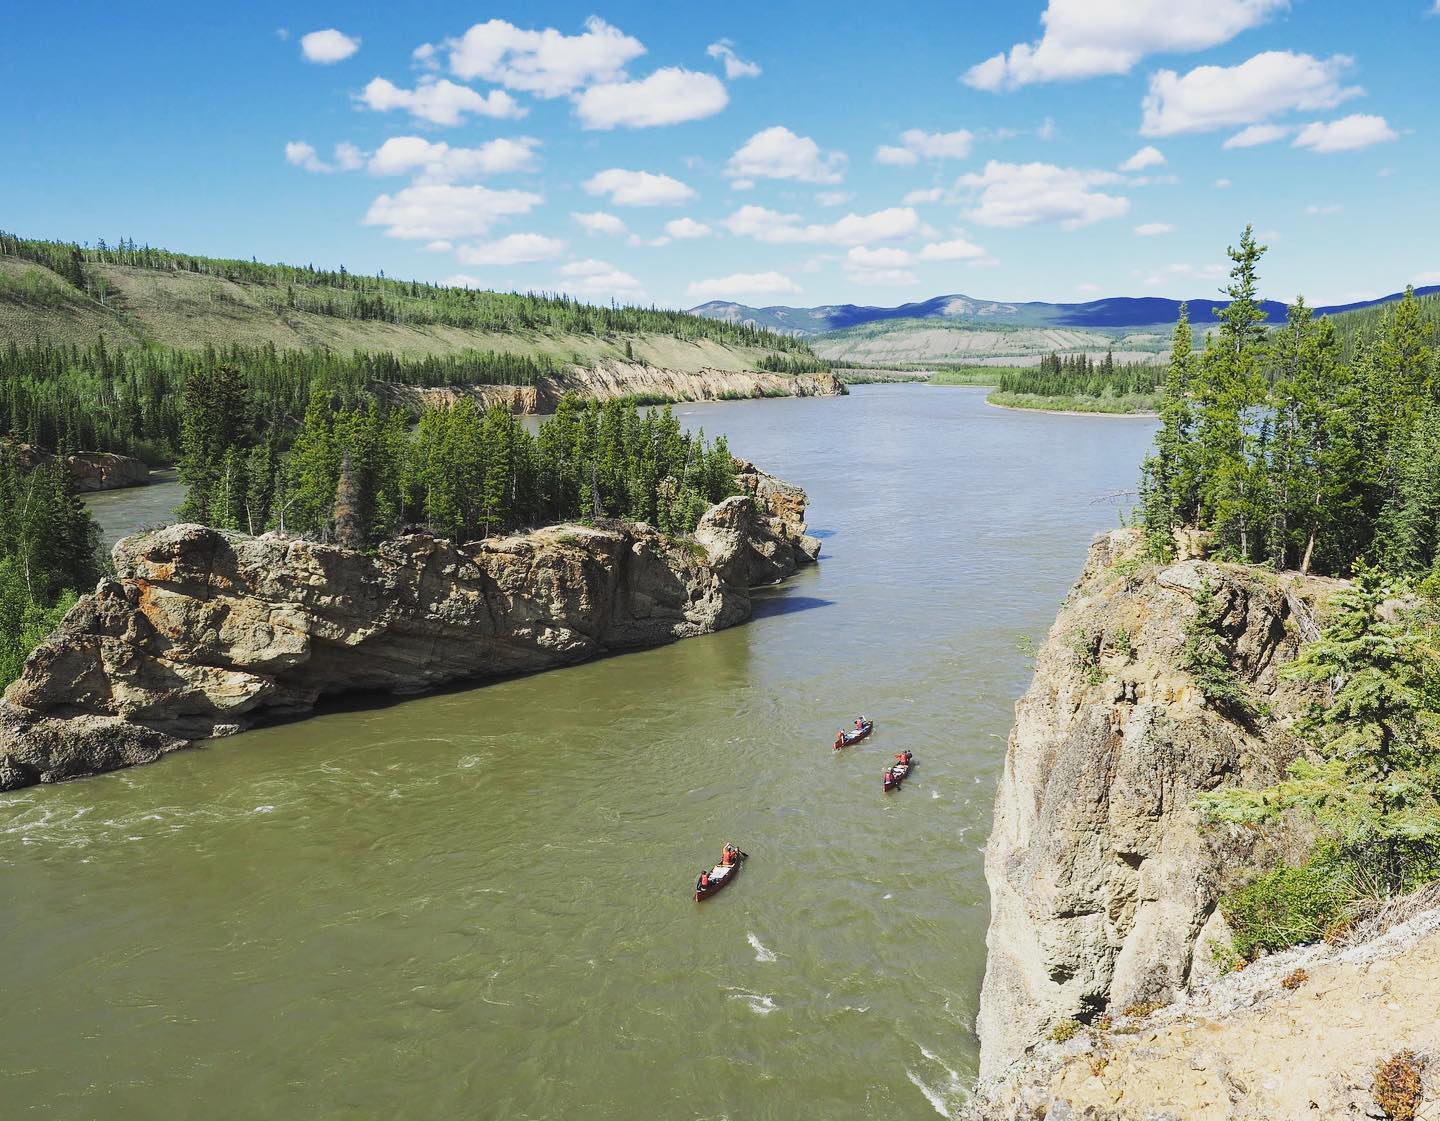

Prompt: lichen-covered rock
[
  {"left": 0, "top": 469, "right": 816, "bottom": 790},
  {"left": 976, "top": 528, "right": 1339, "bottom": 1081}
]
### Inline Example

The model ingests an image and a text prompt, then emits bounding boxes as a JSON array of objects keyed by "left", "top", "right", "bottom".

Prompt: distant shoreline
[{"left": 984, "top": 398, "right": 1159, "bottom": 419}]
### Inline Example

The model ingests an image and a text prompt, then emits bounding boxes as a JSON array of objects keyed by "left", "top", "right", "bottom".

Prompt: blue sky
[{"left": 5, "top": 1, "right": 1437, "bottom": 309}]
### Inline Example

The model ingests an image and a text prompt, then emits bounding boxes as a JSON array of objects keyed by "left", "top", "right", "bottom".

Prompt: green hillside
[{"left": 0, "top": 232, "right": 820, "bottom": 374}]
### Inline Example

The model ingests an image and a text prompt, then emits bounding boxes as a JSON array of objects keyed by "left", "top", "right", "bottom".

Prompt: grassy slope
[
  {"left": 810, "top": 316, "right": 1171, "bottom": 365},
  {"left": 0, "top": 258, "right": 781, "bottom": 374}
]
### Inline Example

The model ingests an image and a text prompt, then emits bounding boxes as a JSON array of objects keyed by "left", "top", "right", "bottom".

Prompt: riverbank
[{"left": 984, "top": 396, "right": 1159, "bottom": 418}]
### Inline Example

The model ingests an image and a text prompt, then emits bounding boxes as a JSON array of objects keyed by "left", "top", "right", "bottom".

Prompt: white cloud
[
  {"left": 285, "top": 142, "right": 331, "bottom": 173},
  {"left": 876, "top": 128, "right": 975, "bottom": 166},
  {"left": 730, "top": 178, "right": 755, "bottom": 191},
  {"left": 726, "top": 126, "right": 846, "bottom": 184},
  {"left": 444, "top": 274, "right": 487, "bottom": 289},
  {"left": 457, "top": 234, "right": 566, "bottom": 266},
  {"left": 286, "top": 141, "right": 368, "bottom": 174},
  {"left": 963, "top": 0, "right": 1287, "bottom": 90},
  {"left": 1139, "top": 261, "right": 1227, "bottom": 287},
  {"left": 686, "top": 271, "right": 802, "bottom": 301},
  {"left": 848, "top": 246, "right": 913, "bottom": 269},
  {"left": 412, "top": 43, "right": 439, "bottom": 69},
  {"left": 903, "top": 187, "right": 945, "bottom": 205},
  {"left": 557, "top": 259, "right": 646, "bottom": 300},
  {"left": 707, "top": 40, "right": 761, "bottom": 79},
  {"left": 1119, "top": 145, "right": 1166, "bottom": 171},
  {"left": 816, "top": 190, "right": 852, "bottom": 207},
  {"left": 664, "top": 217, "right": 712, "bottom": 239},
  {"left": 1215, "top": 177, "right": 1232, "bottom": 188},
  {"left": 1134, "top": 222, "right": 1176, "bottom": 235},
  {"left": 957, "top": 161, "right": 1129, "bottom": 228},
  {"left": 425, "top": 240, "right": 453, "bottom": 253},
  {"left": 1038, "top": 117, "right": 1057, "bottom": 140},
  {"left": 721, "top": 205, "right": 921, "bottom": 246},
  {"left": 1141, "top": 51, "right": 1361, "bottom": 136},
  {"left": 1414, "top": 271, "right": 1440, "bottom": 285},
  {"left": 1075, "top": 282, "right": 1102, "bottom": 295},
  {"left": 918, "top": 237, "right": 990, "bottom": 262},
  {"left": 1291, "top": 113, "right": 1398, "bottom": 153},
  {"left": 1222, "top": 123, "right": 1291, "bottom": 148},
  {"left": 845, "top": 267, "right": 918, "bottom": 287},
  {"left": 358, "top": 77, "right": 524, "bottom": 127},
  {"left": 362, "top": 184, "right": 543, "bottom": 239},
  {"left": 367, "top": 136, "right": 540, "bottom": 181},
  {"left": 1305, "top": 203, "right": 1341, "bottom": 215},
  {"left": 300, "top": 29, "right": 360, "bottom": 64},
  {"left": 572, "top": 211, "right": 628, "bottom": 236},
  {"left": 875, "top": 146, "right": 918, "bottom": 167},
  {"left": 582, "top": 168, "right": 695, "bottom": 207},
  {"left": 443, "top": 16, "right": 644, "bottom": 97},
  {"left": 575, "top": 68, "right": 728, "bottom": 129}
]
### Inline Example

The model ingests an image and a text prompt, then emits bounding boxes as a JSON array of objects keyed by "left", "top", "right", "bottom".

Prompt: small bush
[
  {"left": 1121, "top": 1000, "right": 1164, "bottom": 1019},
  {"left": 1048, "top": 1019, "right": 1082, "bottom": 1043},
  {"left": 1069, "top": 628, "right": 1104, "bottom": 685},
  {"left": 1373, "top": 1050, "right": 1425, "bottom": 1121},
  {"left": 1280, "top": 967, "right": 1309, "bottom": 990},
  {"left": 1222, "top": 860, "right": 1355, "bottom": 959}
]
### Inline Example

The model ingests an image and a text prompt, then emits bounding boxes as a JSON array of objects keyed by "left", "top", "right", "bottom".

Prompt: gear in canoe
[
  {"left": 694, "top": 843, "right": 748, "bottom": 901},
  {"left": 833, "top": 716, "right": 874, "bottom": 750},
  {"left": 883, "top": 751, "right": 914, "bottom": 791}
]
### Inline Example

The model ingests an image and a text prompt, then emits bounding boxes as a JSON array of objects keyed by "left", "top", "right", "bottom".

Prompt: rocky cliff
[
  {"left": 6, "top": 441, "right": 152, "bottom": 491},
  {"left": 383, "top": 359, "right": 845, "bottom": 415},
  {"left": 976, "top": 528, "right": 1340, "bottom": 1082},
  {"left": 0, "top": 469, "right": 819, "bottom": 791}
]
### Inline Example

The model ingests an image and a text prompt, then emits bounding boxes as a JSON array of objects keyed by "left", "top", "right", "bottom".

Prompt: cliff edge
[{"left": 977, "top": 528, "right": 1338, "bottom": 1080}]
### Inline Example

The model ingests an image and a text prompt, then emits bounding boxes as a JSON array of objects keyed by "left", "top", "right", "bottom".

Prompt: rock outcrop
[
  {"left": 969, "top": 887, "right": 1440, "bottom": 1120},
  {"left": 0, "top": 470, "right": 819, "bottom": 791},
  {"left": 976, "top": 528, "right": 1339, "bottom": 1082},
  {"left": 4, "top": 441, "right": 152, "bottom": 491},
  {"left": 383, "top": 359, "right": 845, "bottom": 415}
]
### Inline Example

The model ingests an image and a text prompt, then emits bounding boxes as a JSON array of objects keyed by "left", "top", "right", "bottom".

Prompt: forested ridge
[{"left": 0, "top": 231, "right": 818, "bottom": 350}]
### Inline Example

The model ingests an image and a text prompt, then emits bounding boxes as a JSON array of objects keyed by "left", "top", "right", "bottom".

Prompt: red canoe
[
  {"left": 883, "top": 753, "right": 914, "bottom": 791},
  {"left": 834, "top": 720, "right": 875, "bottom": 750},
  {"left": 694, "top": 851, "right": 747, "bottom": 901}
]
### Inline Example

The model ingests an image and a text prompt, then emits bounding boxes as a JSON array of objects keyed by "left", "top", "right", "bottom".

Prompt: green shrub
[
  {"left": 1048, "top": 1019, "right": 1081, "bottom": 1043},
  {"left": 1222, "top": 859, "right": 1354, "bottom": 959}
]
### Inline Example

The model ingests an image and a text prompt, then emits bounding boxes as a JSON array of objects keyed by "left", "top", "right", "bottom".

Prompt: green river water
[{"left": 1, "top": 385, "right": 1156, "bottom": 1120}]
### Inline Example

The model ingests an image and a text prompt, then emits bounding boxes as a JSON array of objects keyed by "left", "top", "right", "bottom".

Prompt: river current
[{"left": 2, "top": 385, "right": 1156, "bottom": 1119}]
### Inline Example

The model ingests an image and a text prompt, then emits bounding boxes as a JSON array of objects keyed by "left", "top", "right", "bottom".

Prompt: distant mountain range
[{"left": 689, "top": 287, "right": 1440, "bottom": 338}]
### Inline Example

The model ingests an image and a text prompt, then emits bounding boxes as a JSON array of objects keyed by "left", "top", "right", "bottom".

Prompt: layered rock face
[
  {"left": 977, "top": 529, "right": 1336, "bottom": 1081},
  {"left": 385, "top": 360, "right": 845, "bottom": 415},
  {"left": 5, "top": 442, "right": 152, "bottom": 491},
  {"left": 0, "top": 472, "right": 819, "bottom": 791}
]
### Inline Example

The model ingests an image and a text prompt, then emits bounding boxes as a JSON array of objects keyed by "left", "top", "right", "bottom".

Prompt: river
[{"left": 2, "top": 385, "right": 1156, "bottom": 1120}]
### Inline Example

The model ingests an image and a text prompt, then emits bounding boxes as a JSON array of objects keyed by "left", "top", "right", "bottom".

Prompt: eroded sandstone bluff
[
  {"left": 976, "top": 528, "right": 1337, "bottom": 1083},
  {"left": 383, "top": 359, "right": 846, "bottom": 414},
  {"left": 0, "top": 463, "right": 817, "bottom": 791}
]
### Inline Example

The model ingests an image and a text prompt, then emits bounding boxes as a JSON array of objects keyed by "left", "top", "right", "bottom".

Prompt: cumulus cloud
[
  {"left": 300, "top": 29, "right": 360, "bottom": 64},
  {"left": 664, "top": 217, "right": 712, "bottom": 239},
  {"left": 847, "top": 246, "right": 913, "bottom": 269},
  {"left": 367, "top": 136, "right": 540, "bottom": 181},
  {"left": 443, "top": 274, "right": 487, "bottom": 289},
  {"left": 571, "top": 211, "right": 628, "bottom": 235},
  {"left": 726, "top": 126, "right": 846, "bottom": 184},
  {"left": 582, "top": 168, "right": 695, "bottom": 207},
  {"left": 957, "top": 161, "right": 1129, "bottom": 228},
  {"left": 1119, "top": 145, "right": 1166, "bottom": 171},
  {"left": 707, "top": 40, "right": 761, "bottom": 79},
  {"left": 1141, "top": 51, "right": 1361, "bottom": 136},
  {"left": 558, "top": 258, "right": 646, "bottom": 299},
  {"left": 1291, "top": 113, "right": 1397, "bottom": 153},
  {"left": 816, "top": 191, "right": 852, "bottom": 207},
  {"left": 575, "top": 68, "right": 728, "bottom": 129},
  {"left": 963, "top": 0, "right": 1287, "bottom": 90},
  {"left": 903, "top": 187, "right": 945, "bottom": 205},
  {"left": 286, "top": 141, "right": 367, "bottom": 174},
  {"left": 1215, "top": 177, "right": 1232, "bottom": 188},
  {"left": 686, "top": 271, "right": 802, "bottom": 301},
  {"left": 362, "top": 184, "right": 543, "bottom": 239},
  {"left": 358, "top": 77, "right": 524, "bottom": 126},
  {"left": 1134, "top": 222, "right": 1176, "bottom": 235},
  {"left": 721, "top": 205, "right": 921, "bottom": 246},
  {"left": 1222, "top": 123, "right": 1291, "bottom": 148},
  {"left": 457, "top": 233, "right": 566, "bottom": 266},
  {"left": 918, "top": 237, "right": 991, "bottom": 262},
  {"left": 441, "top": 17, "right": 644, "bottom": 97},
  {"left": 875, "top": 128, "right": 974, "bottom": 166}
]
